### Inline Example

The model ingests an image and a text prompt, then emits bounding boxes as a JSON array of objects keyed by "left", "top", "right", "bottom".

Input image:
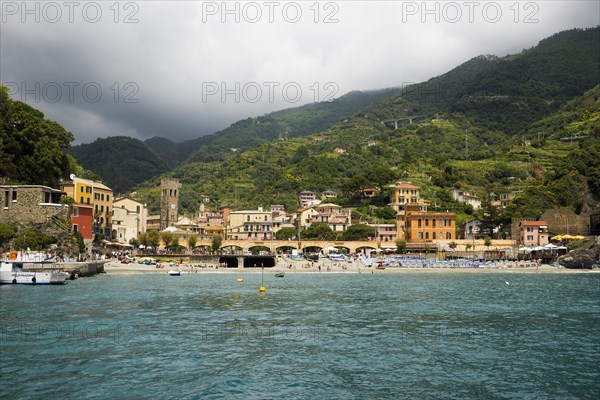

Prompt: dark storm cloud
[{"left": 1, "top": 1, "right": 598, "bottom": 144}]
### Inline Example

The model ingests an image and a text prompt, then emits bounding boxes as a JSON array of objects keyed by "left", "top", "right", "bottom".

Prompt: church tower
[{"left": 160, "top": 178, "right": 180, "bottom": 230}]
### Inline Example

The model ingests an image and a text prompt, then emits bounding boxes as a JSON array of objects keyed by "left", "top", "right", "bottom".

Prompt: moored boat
[
  {"left": 275, "top": 272, "right": 285, "bottom": 278},
  {"left": 168, "top": 270, "right": 181, "bottom": 276},
  {"left": 0, "top": 261, "right": 67, "bottom": 285}
]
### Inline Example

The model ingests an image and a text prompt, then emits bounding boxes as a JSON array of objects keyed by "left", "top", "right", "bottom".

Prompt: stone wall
[
  {"left": 0, "top": 186, "right": 69, "bottom": 227},
  {"left": 540, "top": 208, "right": 590, "bottom": 236}
]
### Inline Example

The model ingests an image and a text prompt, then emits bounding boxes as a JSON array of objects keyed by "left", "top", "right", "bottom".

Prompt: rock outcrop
[{"left": 557, "top": 237, "right": 600, "bottom": 269}]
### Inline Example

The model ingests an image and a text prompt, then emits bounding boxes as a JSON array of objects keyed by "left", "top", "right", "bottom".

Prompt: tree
[
  {"left": 0, "top": 86, "right": 75, "bottom": 187},
  {"left": 366, "top": 166, "right": 396, "bottom": 202},
  {"left": 138, "top": 232, "right": 149, "bottom": 252},
  {"left": 342, "top": 224, "right": 377, "bottom": 241},
  {"left": 161, "top": 232, "right": 180, "bottom": 250},
  {"left": 161, "top": 231, "right": 174, "bottom": 250},
  {"left": 187, "top": 234, "right": 198, "bottom": 250},
  {"left": 395, "top": 239, "right": 406, "bottom": 253},
  {"left": 146, "top": 230, "right": 160, "bottom": 251},
  {"left": 480, "top": 195, "right": 500, "bottom": 238},
  {"left": 448, "top": 241, "right": 458, "bottom": 250},
  {"left": 275, "top": 227, "right": 296, "bottom": 240},
  {"left": 0, "top": 223, "right": 18, "bottom": 247},
  {"left": 74, "top": 231, "right": 86, "bottom": 254},
  {"left": 375, "top": 206, "right": 397, "bottom": 221},
  {"left": 484, "top": 235, "right": 492, "bottom": 249},
  {"left": 301, "top": 223, "right": 336, "bottom": 240},
  {"left": 129, "top": 237, "right": 140, "bottom": 249},
  {"left": 211, "top": 235, "right": 222, "bottom": 253},
  {"left": 13, "top": 231, "right": 56, "bottom": 251}
]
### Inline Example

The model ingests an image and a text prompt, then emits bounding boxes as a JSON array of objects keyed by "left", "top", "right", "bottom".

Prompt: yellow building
[
  {"left": 61, "top": 177, "right": 113, "bottom": 236},
  {"left": 390, "top": 182, "right": 421, "bottom": 211}
]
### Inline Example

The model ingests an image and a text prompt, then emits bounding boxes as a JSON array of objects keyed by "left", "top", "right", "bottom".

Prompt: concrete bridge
[
  {"left": 188, "top": 239, "right": 384, "bottom": 254},
  {"left": 382, "top": 115, "right": 426, "bottom": 129},
  {"left": 176, "top": 238, "right": 517, "bottom": 255}
]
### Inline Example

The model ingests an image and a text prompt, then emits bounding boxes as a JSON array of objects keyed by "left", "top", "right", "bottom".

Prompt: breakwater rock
[{"left": 557, "top": 237, "right": 600, "bottom": 269}]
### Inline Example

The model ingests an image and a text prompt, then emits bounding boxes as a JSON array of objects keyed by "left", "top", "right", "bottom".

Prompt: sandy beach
[{"left": 103, "top": 259, "right": 598, "bottom": 275}]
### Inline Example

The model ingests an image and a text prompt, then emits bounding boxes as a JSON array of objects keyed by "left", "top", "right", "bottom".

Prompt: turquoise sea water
[{"left": 1, "top": 272, "right": 599, "bottom": 399}]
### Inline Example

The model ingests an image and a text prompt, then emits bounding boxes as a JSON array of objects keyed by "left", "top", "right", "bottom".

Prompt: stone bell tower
[{"left": 160, "top": 178, "right": 180, "bottom": 230}]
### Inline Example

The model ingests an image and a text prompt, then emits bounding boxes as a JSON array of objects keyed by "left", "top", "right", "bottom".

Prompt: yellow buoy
[
  {"left": 236, "top": 278, "right": 244, "bottom": 282},
  {"left": 259, "top": 286, "right": 266, "bottom": 293}
]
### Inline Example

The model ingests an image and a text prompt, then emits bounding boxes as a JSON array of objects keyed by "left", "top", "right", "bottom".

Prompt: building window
[
  {"left": 4, "top": 191, "right": 8, "bottom": 207},
  {"left": 86, "top": 198, "right": 90, "bottom": 205},
  {"left": 73, "top": 224, "right": 78, "bottom": 233},
  {"left": 418, "top": 219, "right": 422, "bottom": 228},
  {"left": 425, "top": 232, "right": 429, "bottom": 239},
  {"left": 100, "top": 217, "right": 104, "bottom": 224},
  {"left": 425, "top": 219, "right": 429, "bottom": 227},
  {"left": 432, "top": 219, "right": 436, "bottom": 227},
  {"left": 73, "top": 207, "right": 79, "bottom": 217},
  {"left": 446, "top": 232, "right": 451, "bottom": 240},
  {"left": 101, "top": 193, "right": 105, "bottom": 201},
  {"left": 418, "top": 232, "right": 423, "bottom": 240},
  {"left": 80, "top": 187, "right": 84, "bottom": 192},
  {"left": 80, "top": 196, "right": 84, "bottom": 204},
  {"left": 107, "top": 195, "right": 110, "bottom": 202},
  {"left": 12, "top": 191, "right": 17, "bottom": 201},
  {"left": 432, "top": 232, "right": 436, "bottom": 239},
  {"left": 527, "top": 235, "right": 534, "bottom": 241},
  {"left": 136, "top": 205, "right": 140, "bottom": 213}
]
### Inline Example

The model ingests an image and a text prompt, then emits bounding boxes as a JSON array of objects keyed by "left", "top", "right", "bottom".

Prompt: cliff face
[{"left": 557, "top": 237, "right": 600, "bottom": 268}]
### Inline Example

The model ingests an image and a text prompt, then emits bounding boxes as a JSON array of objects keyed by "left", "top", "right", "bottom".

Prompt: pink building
[{"left": 519, "top": 221, "right": 549, "bottom": 246}]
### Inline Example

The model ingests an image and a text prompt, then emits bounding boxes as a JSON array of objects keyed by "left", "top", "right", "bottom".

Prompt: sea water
[{"left": 1, "top": 272, "right": 599, "bottom": 399}]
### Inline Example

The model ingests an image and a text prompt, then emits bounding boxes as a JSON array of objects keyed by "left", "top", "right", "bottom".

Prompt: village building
[
  {"left": 390, "top": 182, "right": 456, "bottom": 242},
  {"left": 451, "top": 189, "right": 482, "bottom": 210},
  {"left": 227, "top": 207, "right": 273, "bottom": 240},
  {"left": 298, "top": 203, "right": 352, "bottom": 233},
  {"left": 368, "top": 223, "right": 398, "bottom": 242},
  {"left": 519, "top": 221, "right": 549, "bottom": 246},
  {"left": 1, "top": 185, "right": 68, "bottom": 227},
  {"left": 60, "top": 177, "right": 113, "bottom": 237},
  {"left": 113, "top": 197, "right": 147, "bottom": 236}
]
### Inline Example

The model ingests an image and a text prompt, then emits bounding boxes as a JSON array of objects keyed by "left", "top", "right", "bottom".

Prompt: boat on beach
[{"left": 0, "top": 260, "right": 68, "bottom": 285}]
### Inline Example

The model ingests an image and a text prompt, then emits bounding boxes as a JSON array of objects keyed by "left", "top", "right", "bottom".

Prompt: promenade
[{"left": 103, "top": 258, "right": 595, "bottom": 275}]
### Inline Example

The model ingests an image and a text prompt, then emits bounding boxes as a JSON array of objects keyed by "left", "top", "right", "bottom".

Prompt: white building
[
  {"left": 451, "top": 189, "right": 482, "bottom": 210},
  {"left": 227, "top": 207, "right": 273, "bottom": 240}
]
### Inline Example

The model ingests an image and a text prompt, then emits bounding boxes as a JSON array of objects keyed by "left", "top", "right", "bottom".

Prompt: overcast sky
[{"left": 1, "top": 1, "right": 598, "bottom": 144}]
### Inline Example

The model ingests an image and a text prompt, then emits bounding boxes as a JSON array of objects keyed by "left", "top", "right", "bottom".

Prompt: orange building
[
  {"left": 391, "top": 182, "right": 456, "bottom": 242},
  {"left": 404, "top": 212, "right": 456, "bottom": 241}
]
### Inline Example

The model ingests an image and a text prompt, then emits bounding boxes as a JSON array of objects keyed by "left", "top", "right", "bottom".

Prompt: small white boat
[
  {"left": 168, "top": 270, "right": 181, "bottom": 276},
  {"left": 0, "top": 260, "right": 67, "bottom": 285}
]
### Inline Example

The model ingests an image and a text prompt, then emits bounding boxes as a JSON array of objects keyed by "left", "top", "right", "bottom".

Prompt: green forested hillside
[
  {"left": 132, "top": 28, "right": 600, "bottom": 236},
  {"left": 182, "top": 88, "right": 404, "bottom": 164},
  {"left": 72, "top": 88, "right": 403, "bottom": 191},
  {"left": 69, "top": 136, "right": 170, "bottom": 195}
]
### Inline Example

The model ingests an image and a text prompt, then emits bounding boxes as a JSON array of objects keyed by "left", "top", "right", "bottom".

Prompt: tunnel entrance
[
  {"left": 243, "top": 256, "right": 276, "bottom": 268},
  {"left": 219, "top": 256, "right": 239, "bottom": 268}
]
